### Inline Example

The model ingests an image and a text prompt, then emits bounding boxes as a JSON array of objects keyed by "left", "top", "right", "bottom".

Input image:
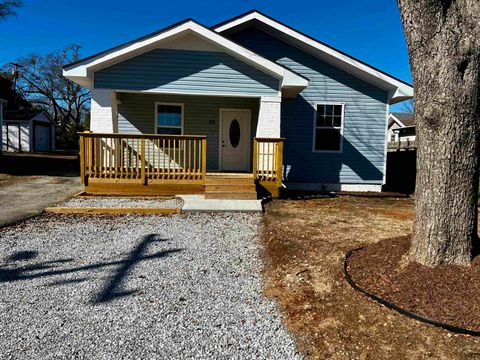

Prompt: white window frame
[
  {"left": 154, "top": 102, "right": 184, "bottom": 134},
  {"left": 312, "top": 101, "right": 345, "bottom": 153}
]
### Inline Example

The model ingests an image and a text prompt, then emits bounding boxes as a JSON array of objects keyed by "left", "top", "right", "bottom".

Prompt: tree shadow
[
  {"left": 0, "top": 234, "right": 182, "bottom": 304},
  {"left": 7, "top": 250, "right": 38, "bottom": 262},
  {"left": 93, "top": 234, "right": 181, "bottom": 304}
]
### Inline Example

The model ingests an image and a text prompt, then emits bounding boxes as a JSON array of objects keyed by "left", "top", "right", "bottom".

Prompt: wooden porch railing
[
  {"left": 387, "top": 139, "right": 416, "bottom": 151},
  {"left": 79, "top": 132, "right": 207, "bottom": 185},
  {"left": 253, "top": 137, "right": 284, "bottom": 189}
]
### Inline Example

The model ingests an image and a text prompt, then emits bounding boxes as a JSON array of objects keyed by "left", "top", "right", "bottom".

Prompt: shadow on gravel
[
  {"left": 93, "top": 234, "right": 180, "bottom": 304},
  {"left": 7, "top": 251, "right": 38, "bottom": 262},
  {"left": 0, "top": 234, "right": 182, "bottom": 304}
]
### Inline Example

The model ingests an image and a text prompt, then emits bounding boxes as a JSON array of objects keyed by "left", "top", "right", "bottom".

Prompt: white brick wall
[
  {"left": 256, "top": 96, "right": 281, "bottom": 137},
  {"left": 90, "top": 89, "right": 115, "bottom": 132}
]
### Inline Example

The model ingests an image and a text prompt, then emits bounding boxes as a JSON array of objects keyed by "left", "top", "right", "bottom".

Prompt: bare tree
[
  {"left": 397, "top": 0, "right": 480, "bottom": 266},
  {"left": 5, "top": 45, "right": 90, "bottom": 148},
  {"left": 0, "top": 0, "right": 22, "bottom": 20}
]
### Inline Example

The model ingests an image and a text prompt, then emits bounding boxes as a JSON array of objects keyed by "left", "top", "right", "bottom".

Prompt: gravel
[
  {"left": 57, "top": 196, "right": 184, "bottom": 209},
  {"left": 0, "top": 213, "right": 301, "bottom": 359}
]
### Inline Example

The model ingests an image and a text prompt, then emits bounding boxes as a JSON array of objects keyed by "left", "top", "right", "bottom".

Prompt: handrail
[
  {"left": 254, "top": 137, "right": 285, "bottom": 142},
  {"left": 79, "top": 132, "right": 207, "bottom": 186},
  {"left": 79, "top": 132, "right": 206, "bottom": 140}
]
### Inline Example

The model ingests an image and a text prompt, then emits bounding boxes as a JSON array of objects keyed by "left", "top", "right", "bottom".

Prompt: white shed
[{"left": 2, "top": 110, "right": 56, "bottom": 152}]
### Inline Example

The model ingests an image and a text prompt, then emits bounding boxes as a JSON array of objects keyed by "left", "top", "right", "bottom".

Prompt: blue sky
[{"left": 0, "top": 0, "right": 411, "bottom": 107}]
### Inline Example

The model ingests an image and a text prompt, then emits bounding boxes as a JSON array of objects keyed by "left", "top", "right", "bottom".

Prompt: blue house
[{"left": 63, "top": 10, "right": 413, "bottom": 198}]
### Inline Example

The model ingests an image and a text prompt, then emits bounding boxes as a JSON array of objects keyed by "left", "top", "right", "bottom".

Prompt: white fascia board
[
  {"left": 388, "top": 113, "right": 406, "bottom": 127},
  {"left": 214, "top": 12, "right": 413, "bottom": 102},
  {"left": 63, "top": 20, "right": 307, "bottom": 89}
]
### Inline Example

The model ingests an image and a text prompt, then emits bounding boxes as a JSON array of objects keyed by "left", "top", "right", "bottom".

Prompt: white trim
[
  {"left": 63, "top": 20, "right": 308, "bottom": 91},
  {"left": 383, "top": 104, "right": 390, "bottom": 185},
  {"left": 115, "top": 88, "right": 279, "bottom": 98},
  {"left": 214, "top": 11, "right": 413, "bottom": 104},
  {"left": 312, "top": 102, "right": 345, "bottom": 154},
  {"left": 154, "top": 102, "right": 184, "bottom": 134},
  {"left": 285, "top": 182, "right": 382, "bottom": 193},
  {"left": 388, "top": 113, "right": 406, "bottom": 128},
  {"left": 218, "top": 108, "right": 252, "bottom": 172}
]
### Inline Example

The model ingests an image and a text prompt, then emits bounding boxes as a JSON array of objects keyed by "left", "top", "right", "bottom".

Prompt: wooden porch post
[
  {"left": 276, "top": 140, "right": 284, "bottom": 187},
  {"left": 79, "top": 133, "right": 86, "bottom": 185},
  {"left": 141, "top": 138, "right": 147, "bottom": 185},
  {"left": 252, "top": 138, "right": 258, "bottom": 179},
  {"left": 201, "top": 137, "right": 207, "bottom": 184}
]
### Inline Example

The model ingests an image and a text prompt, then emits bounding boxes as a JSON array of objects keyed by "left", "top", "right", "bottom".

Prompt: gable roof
[
  {"left": 63, "top": 18, "right": 308, "bottom": 93},
  {"left": 213, "top": 10, "right": 413, "bottom": 104},
  {"left": 4, "top": 109, "right": 53, "bottom": 123},
  {"left": 389, "top": 112, "right": 414, "bottom": 127}
]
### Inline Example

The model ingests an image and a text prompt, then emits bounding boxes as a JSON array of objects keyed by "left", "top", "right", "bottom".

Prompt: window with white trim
[
  {"left": 314, "top": 103, "right": 344, "bottom": 152},
  {"left": 156, "top": 103, "right": 183, "bottom": 135}
]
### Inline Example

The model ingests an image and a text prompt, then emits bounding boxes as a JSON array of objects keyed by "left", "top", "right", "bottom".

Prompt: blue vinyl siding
[
  {"left": 227, "top": 27, "right": 388, "bottom": 185},
  {"left": 116, "top": 92, "right": 259, "bottom": 171},
  {"left": 94, "top": 48, "right": 279, "bottom": 97}
]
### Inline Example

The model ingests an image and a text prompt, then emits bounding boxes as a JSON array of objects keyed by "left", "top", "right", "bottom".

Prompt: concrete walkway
[
  {"left": 180, "top": 195, "right": 263, "bottom": 212},
  {"left": 0, "top": 174, "right": 81, "bottom": 227}
]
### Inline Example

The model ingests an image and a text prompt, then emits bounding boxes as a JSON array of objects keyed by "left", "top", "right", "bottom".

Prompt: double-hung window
[
  {"left": 156, "top": 103, "right": 183, "bottom": 135},
  {"left": 313, "top": 103, "right": 344, "bottom": 152}
]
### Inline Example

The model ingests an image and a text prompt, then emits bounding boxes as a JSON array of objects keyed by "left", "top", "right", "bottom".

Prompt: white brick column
[
  {"left": 90, "top": 89, "right": 116, "bottom": 133},
  {"left": 256, "top": 96, "right": 281, "bottom": 137}
]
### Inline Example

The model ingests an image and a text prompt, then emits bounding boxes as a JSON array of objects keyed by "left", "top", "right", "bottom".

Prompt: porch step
[
  {"left": 205, "top": 190, "right": 258, "bottom": 200},
  {"left": 206, "top": 184, "right": 256, "bottom": 192},
  {"left": 205, "top": 173, "right": 257, "bottom": 200},
  {"left": 206, "top": 178, "right": 254, "bottom": 186}
]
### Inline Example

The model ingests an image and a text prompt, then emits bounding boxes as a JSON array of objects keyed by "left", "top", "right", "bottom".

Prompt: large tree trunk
[{"left": 397, "top": 0, "right": 480, "bottom": 266}]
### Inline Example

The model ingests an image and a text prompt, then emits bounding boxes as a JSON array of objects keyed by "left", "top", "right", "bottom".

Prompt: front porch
[{"left": 79, "top": 132, "right": 284, "bottom": 198}]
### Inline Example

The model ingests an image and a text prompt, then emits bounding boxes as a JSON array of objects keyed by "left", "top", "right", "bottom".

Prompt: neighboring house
[
  {"left": 63, "top": 10, "right": 413, "bottom": 196},
  {"left": 2, "top": 109, "right": 56, "bottom": 152},
  {"left": 388, "top": 112, "right": 415, "bottom": 143}
]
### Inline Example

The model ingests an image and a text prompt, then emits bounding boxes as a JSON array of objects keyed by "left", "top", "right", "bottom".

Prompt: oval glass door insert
[{"left": 229, "top": 119, "right": 241, "bottom": 148}]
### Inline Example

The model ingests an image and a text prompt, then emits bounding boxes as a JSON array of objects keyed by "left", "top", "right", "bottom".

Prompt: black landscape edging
[{"left": 344, "top": 248, "right": 480, "bottom": 336}]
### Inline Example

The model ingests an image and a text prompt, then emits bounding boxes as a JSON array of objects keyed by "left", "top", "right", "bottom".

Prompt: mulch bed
[{"left": 347, "top": 236, "right": 480, "bottom": 331}]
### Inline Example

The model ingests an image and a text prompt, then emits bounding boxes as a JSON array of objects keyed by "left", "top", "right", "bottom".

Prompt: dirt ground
[{"left": 261, "top": 195, "right": 480, "bottom": 359}]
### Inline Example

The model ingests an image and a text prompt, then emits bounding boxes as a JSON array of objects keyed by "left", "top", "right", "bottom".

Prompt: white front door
[{"left": 220, "top": 109, "right": 251, "bottom": 172}]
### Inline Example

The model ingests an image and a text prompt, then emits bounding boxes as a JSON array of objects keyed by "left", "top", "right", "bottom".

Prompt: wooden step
[
  {"left": 204, "top": 173, "right": 257, "bottom": 199},
  {"left": 206, "top": 172, "right": 253, "bottom": 178},
  {"left": 205, "top": 177, "right": 254, "bottom": 186},
  {"left": 205, "top": 184, "right": 256, "bottom": 192},
  {"left": 205, "top": 190, "right": 258, "bottom": 200}
]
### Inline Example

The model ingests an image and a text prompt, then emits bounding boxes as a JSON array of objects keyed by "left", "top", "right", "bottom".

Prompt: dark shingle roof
[
  {"left": 391, "top": 112, "right": 414, "bottom": 127},
  {"left": 4, "top": 109, "right": 46, "bottom": 121}
]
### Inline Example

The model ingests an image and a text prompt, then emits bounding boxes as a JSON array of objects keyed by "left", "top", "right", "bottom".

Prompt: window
[
  {"left": 313, "top": 103, "right": 344, "bottom": 152},
  {"left": 156, "top": 103, "right": 183, "bottom": 135},
  {"left": 390, "top": 133, "right": 396, "bottom": 142}
]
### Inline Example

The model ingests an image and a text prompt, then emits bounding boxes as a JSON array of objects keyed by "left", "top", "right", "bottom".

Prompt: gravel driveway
[{"left": 0, "top": 213, "right": 301, "bottom": 359}]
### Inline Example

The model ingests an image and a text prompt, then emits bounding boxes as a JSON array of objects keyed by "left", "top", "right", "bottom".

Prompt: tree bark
[{"left": 397, "top": 0, "right": 480, "bottom": 266}]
